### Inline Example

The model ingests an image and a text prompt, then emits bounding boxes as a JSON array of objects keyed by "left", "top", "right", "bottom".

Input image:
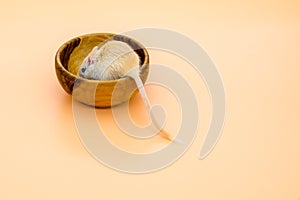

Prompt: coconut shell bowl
[{"left": 55, "top": 33, "right": 149, "bottom": 108}]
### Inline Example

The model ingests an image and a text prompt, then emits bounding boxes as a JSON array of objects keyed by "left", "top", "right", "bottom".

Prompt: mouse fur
[{"left": 78, "top": 40, "right": 140, "bottom": 80}]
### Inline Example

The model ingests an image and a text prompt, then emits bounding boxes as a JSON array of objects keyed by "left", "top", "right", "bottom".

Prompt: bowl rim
[{"left": 55, "top": 32, "right": 149, "bottom": 84}]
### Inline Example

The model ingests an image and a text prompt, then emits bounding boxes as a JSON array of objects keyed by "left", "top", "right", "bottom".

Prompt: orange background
[{"left": 1, "top": 0, "right": 300, "bottom": 199}]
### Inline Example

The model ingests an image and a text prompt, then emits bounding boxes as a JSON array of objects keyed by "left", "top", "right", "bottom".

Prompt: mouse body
[{"left": 78, "top": 40, "right": 140, "bottom": 80}]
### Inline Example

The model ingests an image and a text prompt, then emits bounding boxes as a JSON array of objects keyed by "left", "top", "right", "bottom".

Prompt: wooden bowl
[{"left": 55, "top": 33, "right": 149, "bottom": 108}]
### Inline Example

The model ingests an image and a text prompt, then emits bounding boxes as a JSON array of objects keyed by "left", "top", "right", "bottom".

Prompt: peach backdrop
[{"left": 0, "top": 0, "right": 299, "bottom": 199}]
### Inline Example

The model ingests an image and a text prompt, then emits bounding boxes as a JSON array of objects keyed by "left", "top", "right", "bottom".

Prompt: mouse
[
  {"left": 78, "top": 40, "right": 176, "bottom": 142},
  {"left": 78, "top": 40, "right": 140, "bottom": 80}
]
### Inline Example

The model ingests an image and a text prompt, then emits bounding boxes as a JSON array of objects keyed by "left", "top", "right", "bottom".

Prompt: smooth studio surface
[{"left": 0, "top": 0, "right": 300, "bottom": 199}]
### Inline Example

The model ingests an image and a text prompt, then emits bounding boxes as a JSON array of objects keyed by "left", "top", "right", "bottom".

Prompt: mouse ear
[
  {"left": 87, "top": 56, "right": 96, "bottom": 66},
  {"left": 87, "top": 57, "right": 91, "bottom": 65}
]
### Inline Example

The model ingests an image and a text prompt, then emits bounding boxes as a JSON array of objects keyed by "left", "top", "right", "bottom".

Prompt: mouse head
[{"left": 78, "top": 46, "right": 101, "bottom": 79}]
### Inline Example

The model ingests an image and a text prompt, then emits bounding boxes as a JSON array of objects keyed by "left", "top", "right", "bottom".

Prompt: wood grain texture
[{"left": 55, "top": 33, "right": 149, "bottom": 108}]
